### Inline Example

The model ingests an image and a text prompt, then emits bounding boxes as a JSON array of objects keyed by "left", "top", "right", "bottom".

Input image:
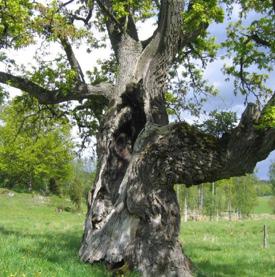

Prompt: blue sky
[{"left": 204, "top": 7, "right": 275, "bottom": 180}]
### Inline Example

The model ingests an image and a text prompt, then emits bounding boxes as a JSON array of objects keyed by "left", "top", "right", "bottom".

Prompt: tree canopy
[{"left": 0, "top": 0, "right": 274, "bottom": 132}]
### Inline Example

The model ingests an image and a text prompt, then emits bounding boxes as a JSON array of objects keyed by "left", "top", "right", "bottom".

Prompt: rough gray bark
[{"left": 0, "top": 1, "right": 274, "bottom": 276}]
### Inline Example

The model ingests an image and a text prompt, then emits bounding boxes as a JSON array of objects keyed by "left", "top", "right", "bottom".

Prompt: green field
[
  {"left": 181, "top": 220, "right": 275, "bottom": 276},
  {"left": 0, "top": 190, "right": 111, "bottom": 277},
  {"left": 0, "top": 190, "right": 275, "bottom": 277}
]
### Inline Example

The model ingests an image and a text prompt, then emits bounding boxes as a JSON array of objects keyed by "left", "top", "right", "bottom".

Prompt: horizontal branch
[
  {"left": 0, "top": 71, "right": 113, "bottom": 104},
  {"left": 249, "top": 33, "right": 271, "bottom": 47},
  {"left": 134, "top": 98, "right": 275, "bottom": 186}
]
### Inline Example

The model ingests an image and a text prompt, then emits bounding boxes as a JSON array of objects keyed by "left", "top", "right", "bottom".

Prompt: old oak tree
[{"left": 0, "top": 0, "right": 274, "bottom": 276}]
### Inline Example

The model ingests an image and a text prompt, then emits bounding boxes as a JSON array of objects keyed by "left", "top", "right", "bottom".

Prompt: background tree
[
  {"left": 269, "top": 162, "right": 275, "bottom": 193},
  {"left": 203, "top": 182, "right": 224, "bottom": 220},
  {"left": 0, "top": 0, "right": 274, "bottom": 276},
  {"left": 48, "top": 177, "right": 61, "bottom": 195},
  {"left": 254, "top": 179, "right": 272, "bottom": 197},
  {"left": 69, "top": 177, "right": 84, "bottom": 211},
  {"left": 70, "top": 158, "right": 96, "bottom": 204},
  {"left": 0, "top": 97, "right": 74, "bottom": 192},
  {"left": 198, "top": 111, "right": 237, "bottom": 137},
  {"left": 222, "top": 178, "right": 234, "bottom": 220},
  {"left": 175, "top": 185, "right": 197, "bottom": 222},
  {"left": 232, "top": 176, "right": 258, "bottom": 218}
]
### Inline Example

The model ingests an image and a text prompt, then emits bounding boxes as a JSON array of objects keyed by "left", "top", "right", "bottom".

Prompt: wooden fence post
[{"left": 263, "top": 224, "right": 268, "bottom": 249}]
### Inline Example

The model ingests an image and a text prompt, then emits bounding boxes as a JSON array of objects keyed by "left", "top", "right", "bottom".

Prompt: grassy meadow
[
  {"left": 0, "top": 190, "right": 275, "bottom": 276},
  {"left": 253, "top": 196, "right": 273, "bottom": 214},
  {"left": 181, "top": 220, "right": 275, "bottom": 276},
  {"left": 0, "top": 189, "right": 111, "bottom": 277}
]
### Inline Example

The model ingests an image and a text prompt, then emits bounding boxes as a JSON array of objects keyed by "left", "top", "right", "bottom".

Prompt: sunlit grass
[
  {"left": 253, "top": 196, "right": 273, "bottom": 214},
  {"left": 0, "top": 190, "right": 110, "bottom": 277},
  {"left": 180, "top": 219, "right": 275, "bottom": 276}
]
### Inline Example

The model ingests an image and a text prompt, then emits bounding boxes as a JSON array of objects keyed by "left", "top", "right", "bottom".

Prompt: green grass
[
  {"left": 0, "top": 189, "right": 111, "bottom": 277},
  {"left": 253, "top": 196, "right": 273, "bottom": 214},
  {"left": 1, "top": 190, "right": 275, "bottom": 277},
  {"left": 180, "top": 220, "right": 275, "bottom": 276}
]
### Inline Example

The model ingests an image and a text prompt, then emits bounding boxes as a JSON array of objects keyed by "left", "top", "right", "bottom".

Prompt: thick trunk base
[{"left": 79, "top": 166, "right": 193, "bottom": 276}]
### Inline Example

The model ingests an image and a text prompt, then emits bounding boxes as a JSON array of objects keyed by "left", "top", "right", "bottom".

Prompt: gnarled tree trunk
[
  {"left": 77, "top": 0, "right": 275, "bottom": 274},
  {"left": 79, "top": 80, "right": 193, "bottom": 276},
  {"left": 78, "top": 28, "right": 275, "bottom": 276},
  {"left": 79, "top": 12, "right": 195, "bottom": 272}
]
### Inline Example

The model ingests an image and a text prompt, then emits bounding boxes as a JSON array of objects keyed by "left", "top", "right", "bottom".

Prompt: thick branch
[
  {"left": 135, "top": 99, "right": 275, "bottom": 186},
  {"left": 134, "top": 1, "right": 185, "bottom": 124},
  {"left": 0, "top": 71, "right": 113, "bottom": 104},
  {"left": 140, "top": 0, "right": 207, "bottom": 65},
  {"left": 157, "top": 0, "right": 183, "bottom": 54},
  {"left": 139, "top": 0, "right": 183, "bottom": 63}
]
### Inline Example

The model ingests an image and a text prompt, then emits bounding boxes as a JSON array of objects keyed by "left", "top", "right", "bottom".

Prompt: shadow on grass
[{"left": 0, "top": 225, "right": 109, "bottom": 275}]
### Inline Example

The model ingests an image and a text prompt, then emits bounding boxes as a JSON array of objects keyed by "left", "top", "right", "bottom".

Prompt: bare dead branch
[
  {"left": 61, "top": 0, "right": 75, "bottom": 7},
  {"left": 59, "top": 37, "right": 85, "bottom": 83}
]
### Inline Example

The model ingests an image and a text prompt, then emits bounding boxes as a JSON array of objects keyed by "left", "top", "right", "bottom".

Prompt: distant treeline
[{"left": 175, "top": 174, "right": 273, "bottom": 221}]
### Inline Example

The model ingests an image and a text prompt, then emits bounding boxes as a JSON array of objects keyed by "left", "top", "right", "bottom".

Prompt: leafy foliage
[
  {"left": 258, "top": 100, "right": 275, "bottom": 128},
  {"left": 112, "top": 0, "right": 156, "bottom": 20},
  {"left": 0, "top": 97, "right": 74, "bottom": 191},
  {"left": 183, "top": 0, "right": 224, "bottom": 28},
  {"left": 69, "top": 177, "right": 84, "bottom": 211},
  {"left": 198, "top": 110, "right": 237, "bottom": 137},
  {"left": 0, "top": 0, "right": 33, "bottom": 48},
  {"left": 165, "top": 0, "right": 274, "bottom": 120},
  {"left": 221, "top": 0, "right": 274, "bottom": 100}
]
